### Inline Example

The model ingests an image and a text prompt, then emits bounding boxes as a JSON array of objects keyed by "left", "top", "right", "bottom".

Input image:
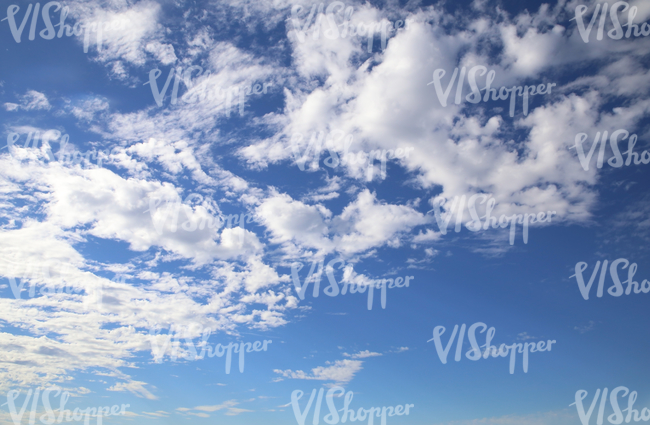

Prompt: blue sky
[{"left": 1, "top": 0, "right": 650, "bottom": 424}]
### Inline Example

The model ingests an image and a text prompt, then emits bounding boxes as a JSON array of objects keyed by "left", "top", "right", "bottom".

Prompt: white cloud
[
  {"left": 331, "top": 190, "right": 428, "bottom": 254},
  {"left": 413, "top": 229, "right": 442, "bottom": 243},
  {"left": 0, "top": 150, "right": 297, "bottom": 392},
  {"left": 256, "top": 191, "right": 333, "bottom": 252},
  {"left": 274, "top": 359, "right": 363, "bottom": 385},
  {"left": 239, "top": 1, "right": 650, "bottom": 240},
  {"left": 4, "top": 90, "right": 51, "bottom": 112},
  {"left": 107, "top": 380, "right": 157, "bottom": 400},
  {"left": 343, "top": 350, "right": 382, "bottom": 359},
  {"left": 176, "top": 400, "right": 252, "bottom": 417},
  {"left": 256, "top": 189, "right": 428, "bottom": 255},
  {"left": 68, "top": 97, "right": 110, "bottom": 122},
  {"left": 2, "top": 0, "right": 648, "bottom": 406},
  {"left": 72, "top": 0, "right": 170, "bottom": 68},
  {"left": 142, "top": 411, "right": 170, "bottom": 417}
]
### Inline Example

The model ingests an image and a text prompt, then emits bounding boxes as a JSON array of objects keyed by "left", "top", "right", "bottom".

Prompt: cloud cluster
[{"left": 2, "top": 0, "right": 648, "bottom": 413}]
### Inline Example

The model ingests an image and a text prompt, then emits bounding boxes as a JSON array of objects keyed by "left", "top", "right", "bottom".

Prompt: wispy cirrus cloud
[{"left": 177, "top": 400, "right": 253, "bottom": 417}]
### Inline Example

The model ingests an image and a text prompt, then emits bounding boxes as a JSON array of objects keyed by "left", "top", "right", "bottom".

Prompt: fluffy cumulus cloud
[
  {"left": 256, "top": 189, "right": 428, "bottom": 255},
  {"left": 241, "top": 0, "right": 649, "bottom": 228}
]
